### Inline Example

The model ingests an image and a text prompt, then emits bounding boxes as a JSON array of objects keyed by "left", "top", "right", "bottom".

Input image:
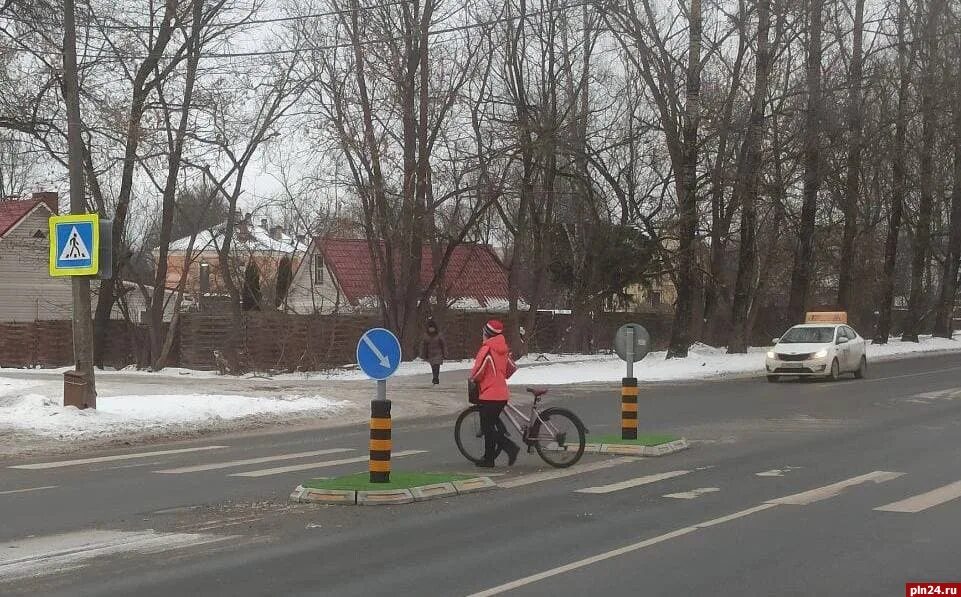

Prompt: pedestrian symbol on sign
[{"left": 59, "top": 227, "right": 91, "bottom": 261}]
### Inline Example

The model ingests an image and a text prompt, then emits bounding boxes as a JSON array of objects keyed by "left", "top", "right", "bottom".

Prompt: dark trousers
[
  {"left": 430, "top": 363, "right": 440, "bottom": 383},
  {"left": 479, "top": 401, "right": 517, "bottom": 462}
]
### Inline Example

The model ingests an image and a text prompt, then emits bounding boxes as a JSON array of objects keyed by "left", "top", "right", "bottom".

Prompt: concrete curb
[
  {"left": 588, "top": 438, "right": 690, "bottom": 456},
  {"left": 290, "top": 476, "right": 495, "bottom": 506}
]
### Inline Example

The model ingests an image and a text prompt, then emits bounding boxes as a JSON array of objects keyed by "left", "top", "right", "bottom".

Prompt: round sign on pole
[
  {"left": 614, "top": 323, "right": 651, "bottom": 363},
  {"left": 356, "top": 327, "right": 403, "bottom": 380}
]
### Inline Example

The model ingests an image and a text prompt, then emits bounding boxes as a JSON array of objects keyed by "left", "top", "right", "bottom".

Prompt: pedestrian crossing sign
[{"left": 49, "top": 214, "right": 99, "bottom": 276}]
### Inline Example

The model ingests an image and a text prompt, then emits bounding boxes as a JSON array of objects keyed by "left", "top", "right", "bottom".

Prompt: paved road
[{"left": 2, "top": 353, "right": 961, "bottom": 595}]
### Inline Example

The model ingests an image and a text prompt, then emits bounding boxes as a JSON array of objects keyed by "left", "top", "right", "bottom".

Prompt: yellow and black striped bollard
[
  {"left": 369, "top": 399, "right": 392, "bottom": 483},
  {"left": 621, "top": 377, "right": 638, "bottom": 440}
]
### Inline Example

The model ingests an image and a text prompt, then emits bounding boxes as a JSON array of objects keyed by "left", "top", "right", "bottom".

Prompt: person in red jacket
[{"left": 469, "top": 320, "right": 520, "bottom": 467}]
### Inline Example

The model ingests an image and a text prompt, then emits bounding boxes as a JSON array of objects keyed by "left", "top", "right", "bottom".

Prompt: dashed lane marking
[
  {"left": 154, "top": 448, "right": 354, "bottom": 474},
  {"left": 875, "top": 480, "right": 961, "bottom": 513},
  {"left": 766, "top": 471, "right": 904, "bottom": 506},
  {"left": 0, "top": 485, "right": 58, "bottom": 496},
  {"left": 228, "top": 450, "right": 428, "bottom": 478},
  {"left": 575, "top": 470, "right": 690, "bottom": 494},
  {"left": 9, "top": 446, "right": 229, "bottom": 470},
  {"left": 497, "top": 457, "right": 638, "bottom": 490}
]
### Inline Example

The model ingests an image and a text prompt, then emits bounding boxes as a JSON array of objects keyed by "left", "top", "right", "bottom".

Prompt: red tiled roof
[
  {"left": 0, "top": 199, "right": 49, "bottom": 238},
  {"left": 317, "top": 238, "right": 511, "bottom": 308}
]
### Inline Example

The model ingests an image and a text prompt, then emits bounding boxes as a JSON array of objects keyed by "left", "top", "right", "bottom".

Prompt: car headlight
[
  {"left": 766, "top": 351, "right": 775, "bottom": 359},
  {"left": 814, "top": 349, "right": 828, "bottom": 359}
]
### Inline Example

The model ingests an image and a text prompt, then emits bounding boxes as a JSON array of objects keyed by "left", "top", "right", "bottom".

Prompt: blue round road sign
[{"left": 356, "top": 328, "right": 402, "bottom": 380}]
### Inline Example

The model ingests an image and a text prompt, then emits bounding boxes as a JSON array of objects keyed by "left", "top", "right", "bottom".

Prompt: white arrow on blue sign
[{"left": 356, "top": 328, "right": 402, "bottom": 380}]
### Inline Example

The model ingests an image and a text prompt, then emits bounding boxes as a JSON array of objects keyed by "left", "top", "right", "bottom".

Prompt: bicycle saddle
[{"left": 526, "top": 387, "right": 548, "bottom": 397}]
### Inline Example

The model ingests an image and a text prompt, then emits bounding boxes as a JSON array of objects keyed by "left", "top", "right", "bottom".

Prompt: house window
[
  {"left": 313, "top": 254, "right": 324, "bottom": 285},
  {"left": 649, "top": 291, "right": 661, "bottom": 308}
]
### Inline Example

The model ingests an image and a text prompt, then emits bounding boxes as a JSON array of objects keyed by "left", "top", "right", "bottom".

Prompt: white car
[{"left": 765, "top": 323, "right": 867, "bottom": 382}]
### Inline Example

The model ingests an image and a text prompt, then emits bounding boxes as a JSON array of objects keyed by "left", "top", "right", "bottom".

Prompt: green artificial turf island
[
  {"left": 303, "top": 472, "right": 476, "bottom": 491},
  {"left": 588, "top": 433, "right": 679, "bottom": 446}
]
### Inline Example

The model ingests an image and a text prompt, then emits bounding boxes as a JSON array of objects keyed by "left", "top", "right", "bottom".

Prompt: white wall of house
[
  {"left": 0, "top": 206, "right": 74, "bottom": 322},
  {"left": 284, "top": 245, "right": 349, "bottom": 314}
]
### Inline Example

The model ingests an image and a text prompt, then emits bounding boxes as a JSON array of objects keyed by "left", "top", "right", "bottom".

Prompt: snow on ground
[
  {"left": 508, "top": 334, "right": 961, "bottom": 386},
  {"left": 0, "top": 392, "right": 353, "bottom": 440},
  {"left": 0, "top": 353, "right": 610, "bottom": 381}
]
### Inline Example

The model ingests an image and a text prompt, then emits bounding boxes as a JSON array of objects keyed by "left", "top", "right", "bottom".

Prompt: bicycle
[{"left": 454, "top": 387, "right": 587, "bottom": 468}]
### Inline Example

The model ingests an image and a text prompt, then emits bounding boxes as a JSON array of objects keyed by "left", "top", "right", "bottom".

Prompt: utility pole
[{"left": 63, "top": 0, "right": 97, "bottom": 405}]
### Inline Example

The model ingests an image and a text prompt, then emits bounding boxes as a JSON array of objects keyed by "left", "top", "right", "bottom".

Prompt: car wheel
[
  {"left": 829, "top": 358, "right": 840, "bottom": 381},
  {"left": 767, "top": 375, "right": 779, "bottom": 383},
  {"left": 854, "top": 356, "right": 866, "bottom": 379}
]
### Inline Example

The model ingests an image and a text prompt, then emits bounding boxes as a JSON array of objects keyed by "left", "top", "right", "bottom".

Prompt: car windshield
[{"left": 779, "top": 327, "right": 834, "bottom": 344}]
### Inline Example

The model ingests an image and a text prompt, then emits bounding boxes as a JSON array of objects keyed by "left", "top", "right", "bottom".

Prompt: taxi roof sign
[
  {"left": 49, "top": 213, "right": 99, "bottom": 277},
  {"left": 805, "top": 311, "right": 847, "bottom": 324}
]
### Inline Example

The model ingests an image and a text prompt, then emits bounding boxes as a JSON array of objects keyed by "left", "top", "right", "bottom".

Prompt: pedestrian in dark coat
[{"left": 421, "top": 319, "right": 447, "bottom": 385}]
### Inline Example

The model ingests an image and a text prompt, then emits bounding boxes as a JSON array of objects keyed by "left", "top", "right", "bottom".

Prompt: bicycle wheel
[
  {"left": 453, "top": 406, "right": 503, "bottom": 464},
  {"left": 531, "top": 407, "right": 586, "bottom": 468}
]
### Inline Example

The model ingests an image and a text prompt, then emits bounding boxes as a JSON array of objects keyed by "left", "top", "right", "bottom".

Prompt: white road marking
[
  {"left": 497, "top": 457, "right": 638, "bottom": 489},
  {"left": 467, "top": 504, "right": 778, "bottom": 597},
  {"left": 469, "top": 470, "right": 904, "bottom": 595},
  {"left": 756, "top": 466, "right": 802, "bottom": 477},
  {"left": 766, "top": 471, "right": 903, "bottom": 505},
  {"left": 228, "top": 450, "right": 428, "bottom": 478},
  {"left": 154, "top": 449, "right": 353, "bottom": 474},
  {"left": 663, "top": 487, "right": 720, "bottom": 500},
  {"left": 9, "top": 446, "right": 229, "bottom": 470},
  {"left": 0, "top": 485, "right": 58, "bottom": 496},
  {"left": 0, "top": 529, "right": 233, "bottom": 582},
  {"left": 576, "top": 470, "right": 690, "bottom": 494},
  {"left": 875, "top": 480, "right": 961, "bottom": 513}
]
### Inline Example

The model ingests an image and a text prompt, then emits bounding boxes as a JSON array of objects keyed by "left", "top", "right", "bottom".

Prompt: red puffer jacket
[{"left": 469, "top": 334, "right": 517, "bottom": 402}]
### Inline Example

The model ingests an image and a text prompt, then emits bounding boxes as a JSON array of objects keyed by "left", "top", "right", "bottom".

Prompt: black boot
[{"left": 503, "top": 440, "right": 520, "bottom": 466}]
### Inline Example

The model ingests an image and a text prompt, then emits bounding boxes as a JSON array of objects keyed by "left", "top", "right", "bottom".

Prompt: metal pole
[{"left": 626, "top": 326, "right": 635, "bottom": 379}]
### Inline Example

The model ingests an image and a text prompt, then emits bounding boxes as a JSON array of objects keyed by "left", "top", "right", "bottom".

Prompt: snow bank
[
  {"left": 508, "top": 334, "right": 961, "bottom": 386},
  {"left": 0, "top": 391, "right": 352, "bottom": 440}
]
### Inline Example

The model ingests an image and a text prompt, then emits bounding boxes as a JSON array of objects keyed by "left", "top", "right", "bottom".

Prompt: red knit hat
[{"left": 484, "top": 320, "right": 504, "bottom": 337}]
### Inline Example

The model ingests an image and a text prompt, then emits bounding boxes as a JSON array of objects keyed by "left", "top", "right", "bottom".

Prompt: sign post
[
  {"left": 356, "top": 328, "right": 402, "bottom": 483},
  {"left": 614, "top": 323, "right": 651, "bottom": 441},
  {"left": 49, "top": 213, "right": 101, "bottom": 409}
]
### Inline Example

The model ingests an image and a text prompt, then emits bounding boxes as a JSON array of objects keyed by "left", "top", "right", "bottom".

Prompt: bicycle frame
[{"left": 500, "top": 398, "right": 561, "bottom": 444}]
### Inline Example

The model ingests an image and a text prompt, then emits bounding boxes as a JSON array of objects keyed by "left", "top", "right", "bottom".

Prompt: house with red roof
[
  {"left": 284, "top": 237, "right": 518, "bottom": 314},
  {"left": 0, "top": 192, "right": 73, "bottom": 321}
]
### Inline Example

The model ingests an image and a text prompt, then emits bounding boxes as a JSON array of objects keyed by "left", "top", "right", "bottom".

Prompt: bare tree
[
  {"left": 902, "top": 0, "right": 945, "bottom": 342},
  {"left": 787, "top": 0, "right": 823, "bottom": 324},
  {"left": 728, "top": 0, "right": 774, "bottom": 354}
]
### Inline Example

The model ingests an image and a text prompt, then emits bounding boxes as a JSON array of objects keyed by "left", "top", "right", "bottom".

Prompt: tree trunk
[
  {"left": 875, "top": 0, "right": 910, "bottom": 344},
  {"left": 150, "top": 0, "right": 202, "bottom": 370},
  {"left": 667, "top": 0, "right": 702, "bottom": 359},
  {"left": 787, "top": 0, "right": 823, "bottom": 324},
  {"left": 837, "top": 0, "right": 865, "bottom": 313},
  {"left": 728, "top": 0, "right": 772, "bottom": 354},
  {"left": 933, "top": 48, "right": 961, "bottom": 338},
  {"left": 902, "top": 0, "right": 945, "bottom": 342}
]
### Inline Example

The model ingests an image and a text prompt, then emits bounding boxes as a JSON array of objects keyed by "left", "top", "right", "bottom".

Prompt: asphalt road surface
[{"left": 2, "top": 353, "right": 961, "bottom": 596}]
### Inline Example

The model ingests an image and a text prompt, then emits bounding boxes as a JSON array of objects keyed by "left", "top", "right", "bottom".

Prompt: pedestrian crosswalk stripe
[
  {"left": 575, "top": 470, "right": 690, "bottom": 494},
  {"left": 874, "top": 480, "right": 961, "bottom": 513},
  {"left": 9, "top": 446, "right": 230, "bottom": 470},
  {"left": 154, "top": 449, "right": 354, "bottom": 474},
  {"left": 228, "top": 450, "right": 428, "bottom": 478},
  {"left": 498, "top": 457, "right": 637, "bottom": 489}
]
